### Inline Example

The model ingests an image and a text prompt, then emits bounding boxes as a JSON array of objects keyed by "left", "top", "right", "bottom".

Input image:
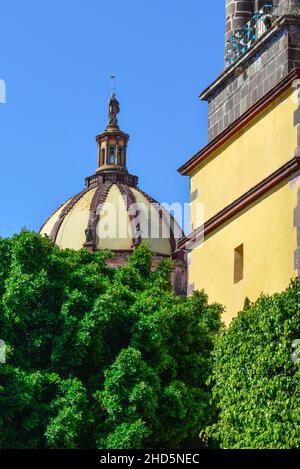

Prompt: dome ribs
[
  {"left": 50, "top": 190, "right": 87, "bottom": 243},
  {"left": 136, "top": 189, "right": 177, "bottom": 254},
  {"left": 39, "top": 198, "right": 71, "bottom": 235},
  {"left": 84, "top": 182, "right": 113, "bottom": 251},
  {"left": 117, "top": 183, "right": 141, "bottom": 248}
]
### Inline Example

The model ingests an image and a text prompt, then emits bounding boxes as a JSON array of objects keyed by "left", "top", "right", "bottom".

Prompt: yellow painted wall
[
  {"left": 190, "top": 88, "right": 298, "bottom": 224},
  {"left": 189, "top": 178, "right": 299, "bottom": 324}
]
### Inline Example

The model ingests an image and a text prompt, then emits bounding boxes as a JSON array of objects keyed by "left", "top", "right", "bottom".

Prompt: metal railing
[{"left": 226, "top": 4, "right": 278, "bottom": 68}]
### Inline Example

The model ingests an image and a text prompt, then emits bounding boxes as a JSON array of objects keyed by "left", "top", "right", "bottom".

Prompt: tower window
[
  {"left": 234, "top": 244, "right": 244, "bottom": 284},
  {"left": 109, "top": 146, "right": 115, "bottom": 165},
  {"left": 118, "top": 148, "right": 123, "bottom": 165},
  {"left": 101, "top": 148, "right": 105, "bottom": 166}
]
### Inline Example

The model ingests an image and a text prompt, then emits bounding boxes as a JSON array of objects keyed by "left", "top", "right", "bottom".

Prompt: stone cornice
[
  {"left": 85, "top": 170, "right": 138, "bottom": 189},
  {"left": 96, "top": 128, "right": 130, "bottom": 143},
  {"left": 178, "top": 69, "right": 300, "bottom": 176},
  {"left": 178, "top": 156, "right": 300, "bottom": 250}
]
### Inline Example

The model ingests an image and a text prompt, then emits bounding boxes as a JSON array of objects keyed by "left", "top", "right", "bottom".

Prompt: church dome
[
  {"left": 40, "top": 181, "right": 181, "bottom": 257},
  {"left": 40, "top": 93, "right": 186, "bottom": 292}
]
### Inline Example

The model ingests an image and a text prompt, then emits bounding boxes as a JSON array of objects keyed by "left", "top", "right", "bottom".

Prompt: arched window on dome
[
  {"left": 117, "top": 148, "right": 123, "bottom": 165},
  {"left": 109, "top": 146, "right": 115, "bottom": 165}
]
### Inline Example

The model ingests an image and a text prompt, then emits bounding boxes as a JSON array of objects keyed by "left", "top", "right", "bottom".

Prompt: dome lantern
[{"left": 95, "top": 93, "right": 130, "bottom": 177}]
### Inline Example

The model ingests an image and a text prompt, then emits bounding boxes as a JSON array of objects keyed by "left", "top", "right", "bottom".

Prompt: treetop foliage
[
  {"left": 205, "top": 280, "right": 300, "bottom": 449},
  {"left": 0, "top": 230, "right": 222, "bottom": 449}
]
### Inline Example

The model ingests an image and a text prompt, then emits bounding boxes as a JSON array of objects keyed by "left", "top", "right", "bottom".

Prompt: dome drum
[{"left": 85, "top": 171, "right": 138, "bottom": 190}]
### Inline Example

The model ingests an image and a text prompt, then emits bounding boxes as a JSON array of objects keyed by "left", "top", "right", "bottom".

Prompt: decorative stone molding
[
  {"left": 50, "top": 190, "right": 87, "bottom": 243},
  {"left": 179, "top": 156, "right": 300, "bottom": 250},
  {"left": 179, "top": 69, "right": 300, "bottom": 175},
  {"left": 137, "top": 188, "right": 178, "bottom": 253},
  {"left": 117, "top": 183, "right": 141, "bottom": 247},
  {"left": 85, "top": 170, "right": 138, "bottom": 189},
  {"left": 84, "top": 182, "right": 113, "bottom": 252},
  {"left": 206, "top": 12, "right": 300, "bottom": 141}
]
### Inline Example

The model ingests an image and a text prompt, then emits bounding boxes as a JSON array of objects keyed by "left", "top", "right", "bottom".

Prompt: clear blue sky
[{"left": 0, "top": 0, "right": 225, "bottom": 238}]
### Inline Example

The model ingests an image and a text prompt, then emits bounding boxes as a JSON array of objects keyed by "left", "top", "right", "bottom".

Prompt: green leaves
[
  {"left": 45, "top": 377, "right": 89, "bottom": 449},
  {"left": 0, "top": 231, "right": 222, "bottom": 449},
  {"left": 105, "top": 420, "right": 151, "bottom": 450},
  {"left": 99, "top": 347, "right": 160, "bottom": 426},
  {"left": 0, "top": 237, "right": 12, "bottom": 299},
  {"left": 204, "top": 280, "right": 300, "bottom": 449},
  {"left": 11, "top": 228, "right": 53, "bottom": 275},
  {"left": 128, "top": 241, "right": 152, "bottom": 278}
]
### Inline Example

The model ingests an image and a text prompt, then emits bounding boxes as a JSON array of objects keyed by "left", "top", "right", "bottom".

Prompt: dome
[
  {"left": 40, "top": 181, "right": 183, "bottom": 258},
  {"left": 40, "top": 92, "right": 187, "bottom": 293}
]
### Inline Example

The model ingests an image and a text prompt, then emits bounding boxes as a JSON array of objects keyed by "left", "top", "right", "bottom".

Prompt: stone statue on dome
[
  {"left": 85, "top": 224, "right": 94, "bottom": 244},
  {"left": 108, "top": 93, "right": 120, "bottom": 128}
]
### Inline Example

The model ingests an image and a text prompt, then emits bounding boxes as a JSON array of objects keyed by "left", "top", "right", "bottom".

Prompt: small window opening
[
  {"left": 118, "top": 148, "right": 123, "bottom": 165},
  {"left": 234, "top": 244, "right": 244, "bottom": 284},
  {"left": 109, "top": 146, "right": 115, "bottom": 165},
  {"left": 101, "top": 148, "right": 105, "bottom": 166}
]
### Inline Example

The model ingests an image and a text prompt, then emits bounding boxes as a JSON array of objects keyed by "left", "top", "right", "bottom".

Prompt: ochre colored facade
[
  {"left": 179, "top": 1, "right": 300, "bottom": 323},
  {"left": 190, "top": 90, "right": 298, "bottom": 224},
  {"left": 184, "top": 86, "right": 300, "bottom": 324}
]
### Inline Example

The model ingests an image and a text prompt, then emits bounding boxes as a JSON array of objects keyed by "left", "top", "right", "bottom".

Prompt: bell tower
[
  {"left": 178, "top": 1, "right": 300, "bottom": 322},
  {"left": 201, "top": 0, "right": 300, "bottom": 141}
]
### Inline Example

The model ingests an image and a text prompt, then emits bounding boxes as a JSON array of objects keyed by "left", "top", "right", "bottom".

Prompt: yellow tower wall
[
  {"left": 190, "top": 89, "right": 298, "bottom": 225},
  {"left": 188, "top": 86, "right": 300, "bottom": 324},
  {"left": 189, "top": 179, "right": 299, "bottom": 324}
]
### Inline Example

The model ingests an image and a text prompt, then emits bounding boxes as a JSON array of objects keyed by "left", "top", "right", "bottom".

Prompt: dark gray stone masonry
[{"left": 203, "top": 15, "right": 300, "bottom": 142}]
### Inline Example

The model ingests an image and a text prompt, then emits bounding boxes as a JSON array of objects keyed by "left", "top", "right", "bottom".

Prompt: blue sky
[{"left": 0, "top": 0, "right": 225, "bottom": 237}]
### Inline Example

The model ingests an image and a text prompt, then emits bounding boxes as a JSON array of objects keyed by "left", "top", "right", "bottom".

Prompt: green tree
[
  {"left": 204, "top": 280, "right": 300, "bottom": 449},
  {"left": 0, "top": 230, "right": 222, "bottom": 449}
]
